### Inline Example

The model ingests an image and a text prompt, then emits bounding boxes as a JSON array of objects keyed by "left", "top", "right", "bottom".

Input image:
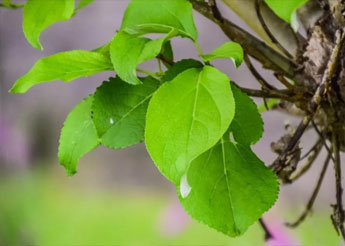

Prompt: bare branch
[
  {"left": 221, "top": 0, "right": 302, "bottom": 56},
  {"left": 254, "top": 0, "right": 293, "bottom": 58},
  {"left": 270, "top": 29, "right": 345, "bottom": 174},
  {"left": 244, "top": 53, "right": 276, "bottom": 90},
  {"left": 189, "top": 0, "right": 302, "bottom": 83},
  {"left": 288, "top": 138, "right": 323, "bottom": 183},
  {"left": 286, "top": 152, "right": 331, "bottom": 228},
  {"left": 231, "top": 81, "right": 295, "bottom": 102},
  {"left": 331, "top": 132, "right": 345, "bottom": 240}
]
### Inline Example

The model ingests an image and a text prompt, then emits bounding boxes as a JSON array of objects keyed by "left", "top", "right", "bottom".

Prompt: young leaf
[
  {"left": 161, "top": 59, "right": 203, "bottom": 82},
  {"left": 23, "top": 0, "right": 75, "bottom": 50},
  {"left": 92, "top": 76, "right": 159, "bottom": 149},
  {"left": 230, "top": 84, "right": 264, "bottom": 145},
  {"left": 145, "top": 66, "right": 235, "bottom": 184},
  {"left": 110, "top": 30, "right": 176, "bottom": 85},
  {"left": 58, "top": 96, "right": 100, "bottom": 176},
  {"left": 121, "top": 0, "right": 198, "bottom": 40},
  {"left": 201, "top": 42, "right": 244, "bottom": 68},
  {"left": 265, "top": 0, "right": 308, "bottom": 24},
  {"left": 10, "top": 50, "right": 113, "bottom": 93},
  {"left": 178, "top": 139, "right": 279, "bottom": 237}
]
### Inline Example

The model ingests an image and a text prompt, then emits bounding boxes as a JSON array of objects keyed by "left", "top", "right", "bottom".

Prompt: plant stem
[{"left": 136, "top": 68, "right": 161, "bottom": 80}]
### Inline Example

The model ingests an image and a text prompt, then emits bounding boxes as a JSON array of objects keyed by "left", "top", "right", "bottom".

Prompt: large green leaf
[
  {"left": 121, "top": 0, "right": 198, "bottom": 40},
  {"left": 110, "top": 30, "right": 176, "bottom": 85},
  {"left": 23, "top": 0, "right": 75, "bottom": 50},
  {"left": 58, "top": 96, "right": 100, "bottom": 176},
  {"left": 145, "top": 66, "right": 235, "bottom": 184},
  {"left": 201, "top": 42, "right": 244, "bottom": 68},
  {"left": 265, "top": 0, "right": 308, "bottom": 23},
  {"left": 178, "top": 138, "right": 279, "bottom": 237},
  {"left": 92, "top": 76, "right": 159, "bottom": 149},
  {"left": 230, "top": 84, "right": 264, "bottom": 145},
  {"left": 10, "top": 50, "right": 113, "bottom": 93}
]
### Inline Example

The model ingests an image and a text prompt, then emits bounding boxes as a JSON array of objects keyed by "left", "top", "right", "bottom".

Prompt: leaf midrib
[{"left": 220, "top": 138, "right": 239, "bottom": 234}]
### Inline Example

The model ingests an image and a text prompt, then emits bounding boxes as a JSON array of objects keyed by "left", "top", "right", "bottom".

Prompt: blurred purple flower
[
  {"left": 266, "top": 222, "right": 299, "bottom": 246},
  {"left": 158, "top": 197, "right": 190, "bottom": 237}
]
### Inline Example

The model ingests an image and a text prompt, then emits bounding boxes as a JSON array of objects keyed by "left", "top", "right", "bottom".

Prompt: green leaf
[
  {"left": 76, "top": 0, "right": 94, "bottom": 10},
  {"left": 23, "top": 0, "right": 75, "bottom": 50},
  {"left": 110, "top": 30, "right": 176, "bottom": 85},
  {"left": 201, "top": 42, "right": 244, "bottom": 68},
  {"left": 121, "top": 0, "right": 198, "bottom": 40},
  {"left": 58, "top": 96, "right": 100, "bottom": 176},
  {"left": 230, "top": 84, "right": 264, "bottom": 145},
  {"left": 145, "top": 66, "right": 235, "bottom": 184},
  {"left": 178, "top": 138, "right": 279, "bottom": 237},
  {"left": 161, "top": 59, "right": 203, "bottom": 82},
  {"left": 265, "top": 0, "right": 308, "bottom": 23},
  {"left": 92, "top": 76, "right": 159, "bottom": 149},
  {"left": 10, "top": 50, "right": 113, "bottom": 93}
]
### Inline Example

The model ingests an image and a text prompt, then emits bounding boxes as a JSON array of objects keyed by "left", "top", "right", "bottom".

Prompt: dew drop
[
  {"left": 180, "top": 174, "right": 192, "bottom": 199},
  {"left": 110, "top": 118, "right": 114, "bottom": 124}
]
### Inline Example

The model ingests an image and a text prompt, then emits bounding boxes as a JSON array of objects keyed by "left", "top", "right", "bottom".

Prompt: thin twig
[
  {"left": 274, "top": 73, "right": 296, "bottom": 90},
  {"left": 259, "top": 218, "right": 273, "bottom": 241},
  {"left": 231, "top": 81, "right": 295, "bottom": 102},
  {"left": 300, "top": 138, "right": 323, "bottom": 160},
  {"left": 311, "top": 120, "right": 335, "bottom": 162},
  {"left": 189, "top": 0, "right": 300, "bottom": 83},
  {"left": 331, "top": 132, "right": 345, "bottom": 240},
  {"left": 288, "top": 138, "right": 323, "bottom": 183},
  {"left": 254, "top": 0, "right": 293, "bottom": 58},
  {"left": 244, "top": 53, "right": 276, "bottom": 90},
  {"left": 286, "top": 152, "right": 331, "bottom": 228}
]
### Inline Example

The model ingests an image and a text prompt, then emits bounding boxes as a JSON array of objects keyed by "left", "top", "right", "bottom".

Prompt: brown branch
[
  {"left": 244, "top": 53, "right": 276, "bottom": 90},
  {"left": 189, "top": 0, "right": 302, "bottom": 83},
  {"left": 331, "top": 132, "right": 345, "bottom": 240},
  {"left": 208, "top": 0, "right": 224, "bottom": 23},
  {"left": 288, "top": 138, "right": 323, "bottom": 183},
  {"left": 300, "top": 138, "right": 323, "bottom": 160},
  {"left": 286, "top": 152, "right": 331, "bottom": 228},
  {"left": 274, "top": 73, "right": 296, "bottom": 90},
  {"left": 311, "top": 120, "right": 335, "bottom": 162},
  {"left": 231, "top": 81, "right": 295, "bottom": 102},
  {"left": 270, "top": 28, "right": 345, "bottom": 174},
  {"left": 254, "top": 0, "right": 293, "bottom": 58}
]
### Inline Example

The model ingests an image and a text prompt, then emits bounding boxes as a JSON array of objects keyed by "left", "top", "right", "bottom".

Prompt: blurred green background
[
  {"left": 0, "top": 165, "right": 341, "bottom": 245},
  {"left": 0, "top": 0, "right": 344, "bottom": 245}
]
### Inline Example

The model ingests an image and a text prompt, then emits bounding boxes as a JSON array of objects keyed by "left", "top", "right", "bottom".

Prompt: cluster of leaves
[{"left": 8, "top": 0, "right": 305, "bottom": 238}]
